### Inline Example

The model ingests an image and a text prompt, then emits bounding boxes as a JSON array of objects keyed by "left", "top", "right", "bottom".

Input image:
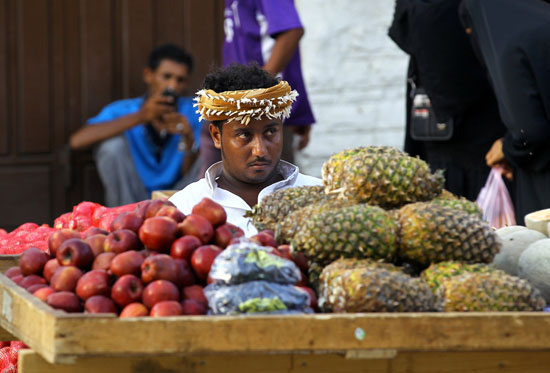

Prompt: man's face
[
  {"left": 144, "top": 59, "right": 190, "bottom": 96},
  {"left": 210, "top": 118, "right": 284, "bottom": 184}
]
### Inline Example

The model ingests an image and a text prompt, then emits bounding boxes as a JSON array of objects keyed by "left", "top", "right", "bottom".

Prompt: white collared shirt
[{"left": 169, "top": 161, "right": 322, "bottom": 237}]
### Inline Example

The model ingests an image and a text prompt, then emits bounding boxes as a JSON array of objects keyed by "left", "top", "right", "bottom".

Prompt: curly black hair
[
  {"left": 203, "top": 63, "right": 280, "bottom": 131},
  {"left": 203, "top": 62, "right": 279, "bottom": 93},
  {"left": 148, "top": 44, "right": 194, "bottom": 72}
]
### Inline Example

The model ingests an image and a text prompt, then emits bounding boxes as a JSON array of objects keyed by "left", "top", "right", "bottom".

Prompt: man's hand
[
  {"left": 290, "top": 125, "right": 312, "bottom": 150},
  {"left": 138, "top": 94, "right": 174, "bottom": 123},
  {"left": 486, "top": 138, "right": 505, "bottom": 166},
  {"left": 153, "top": 112, "right": 195, "bottom": 152},
  {"left": 486, "top": 138, "right": 513, "bottom": 180}
]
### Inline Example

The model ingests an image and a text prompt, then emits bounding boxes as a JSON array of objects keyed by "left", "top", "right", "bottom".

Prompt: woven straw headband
[{"left": 193, "top": 81, "right": 298, "bottom": 125}]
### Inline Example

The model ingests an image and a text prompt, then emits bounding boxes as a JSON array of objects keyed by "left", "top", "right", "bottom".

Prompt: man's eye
[
  {"left": 238, "top": 132, "right": 249, "bottom": 139},
  {"left": 177, "top": 77, "right": 187, "bottom": 83},
  {"left": 266, "top": 128, "right": 277, "bottom": 136},
  {"left": 163, "top": 73, "right": 172, "bottom": 80}
]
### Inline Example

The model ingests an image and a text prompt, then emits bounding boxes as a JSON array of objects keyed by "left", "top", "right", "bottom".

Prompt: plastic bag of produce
[
  {"left": 204, "top": 281, "right": 312, "bottom": 315},
  {"left": 208, "top": 240, "right": 301, "bottom": 285},
  {"left": 476, "top": 167, "right": 516, "bottom": 228}
]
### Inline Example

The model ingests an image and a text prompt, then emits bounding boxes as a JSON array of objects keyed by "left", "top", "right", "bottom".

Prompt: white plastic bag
[{"left": 476, "top": 167, "right": 516, "bottom": 228}]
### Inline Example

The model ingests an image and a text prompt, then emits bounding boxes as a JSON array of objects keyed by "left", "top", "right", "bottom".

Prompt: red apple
[
  {"left": 33, "top": 286, "right": 55, "bottom": 302},
  {"left": 75, "top": 270, "right": 110, "bottom": 301},
  {"left": 296, "top": 271, "right": 308, "bottom": 287},
  {"left": 141, "top": 254, "right": 179, "bottom": 284},
  {"left": 170, "top": 235, "right": 201, "bottom": 261},
  {"left": 110, "top": 250, "right": 144, "bottom": 277},
  {"left": 276, "top": 245, "right": 293, "bottom": 261},
  {"left": 50, "top": 266, "right": 83, "bottom": 292},
  {"left": 10, "top": 275, "right": 23, "bottom": 286},
  {"left": 214, "top": 223, "right": 244, "bottom": 248},
  {"left": 110, "top": 211, "right": 144, "bottom": 234},
  {"left": 155, "top": 205, "right": 185, "bottom": 223},
  {"left": 111, "top": 274, "right": 144, "bottom": 308},
  {"left": 85, "top": 234, "right": 107, "bottom": 257},
  {"left": 81, "top": 227, "right": 108, "bottom": 239},
  {"left": 19, "top": 247, "right": 50, "bottom": 276},
  {"left": 85, "top": 295, "right": 118, "bottom": 314},
  {"left": 174, "top": 258, "right": 195, "bottom": 287},
  {"left": 292, "top": 252, "right": 309, "bottom": 273},
  {"left": 181, "top": 285, "right": 207, "bottom": 306},
  {"left": 26, "top": 283, "right": 48, "bottom": 294},
  {"left": 56, "top": 238, "right": 94, "bottom": 269},
  {"left": 5, "top": 267, "right": 21, "bottom": 279},
  {"left": 92, "top": 252, "right": 116, "bottom": 271},
  {"left": 178, "top": 215, "right": 214, "bottom": 244},
  {"left": 43, "top": 259, "right": 61, "bottom": 282},
  {"left": 46, "top": 291, "right": 82, "bottom": 313},
  {"left": 181, "top": 299, "right": 207, "bottom": 315},
  {"left": 48, "top": 229, "right": 80, "bottom": 257},
  {"left": 98, "top": 213, "right": 117, "bottom": 232},
  {"left": 296, "top": 286, "right": 318, "bottom": 311},
  {"left": 150, "top": 300, "right": 183, "bottom": 317},
  {"left": 119, "top": 302, "right": 149, "bottom": 318},
  {"left": 145, "top": 199, "right": 174, "bottom": 219},
  {"left": 251, "top": 231, "right": 277, "bottom": 248},
  {"left": 142, "top": 280, "right": 179, "bottom": 309},
  {"left": 139, "top": 217, "right": 179, "bottom": 252},
  {"left": 104, "top": 229, "right": 141, "bottom": 254},
  {"left": 191, "top": 198, "right": 227, "bottom": 227},
  {"left": 133, "top": 200, "right": 151, "bottom": 219},
  {"left": 190, "top": 245, "right": 222, "bottom": 282},
  {"left": 20, "top": 275, "right": 47, "bottom": 289}
]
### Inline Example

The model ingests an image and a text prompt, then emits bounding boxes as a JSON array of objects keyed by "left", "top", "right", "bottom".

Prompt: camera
[{"left": 161, "top": 88, "right": 179, "bottom": 107}]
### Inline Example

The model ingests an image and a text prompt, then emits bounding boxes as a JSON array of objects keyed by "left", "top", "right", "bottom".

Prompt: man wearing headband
[{"left": 169, "top": 64, "right": 321, "bottom": 236}]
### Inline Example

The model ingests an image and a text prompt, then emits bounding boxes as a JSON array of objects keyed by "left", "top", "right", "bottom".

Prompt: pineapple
[
  {"left": 276, "top": 197, "right": 355, "bottom": 244},
  {"left": 397, "top": 202, "right": 501, "bottom": 267},
  {"left": 246, "top": 185, "right": 326, "bottom": 232},
  {"left": 322, "top": 146, "right": 444, "bottom": 208},
  {"left": 437, "top": 272, "right": 546, "bottom": 311},
  {"left": 319, "top": 259, "right": 438, "bottom": 312},
  {"left": 292, "top": 204, "right": 399, "bottom": 288},
  {"left": 431, "top": 191, "right": 482, "bottom": 217},
  {"left": 245, "top": 186, "right": 325, "bottom": 231},
  {"left": 421, "top": 261, "right": 501, "bottom": 293}
]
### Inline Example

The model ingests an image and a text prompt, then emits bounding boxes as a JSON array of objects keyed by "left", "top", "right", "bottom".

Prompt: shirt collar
[{"left": 203, "top": 160, "right": 300, "bottom": 205}]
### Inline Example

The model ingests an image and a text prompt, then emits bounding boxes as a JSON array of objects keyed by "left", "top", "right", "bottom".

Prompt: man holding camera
[{"left": 70, "top": 44, "right": 201, "bottom": 206}]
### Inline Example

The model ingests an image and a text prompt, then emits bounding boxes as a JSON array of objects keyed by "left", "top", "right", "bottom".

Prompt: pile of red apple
[{"left": 3, "top": 198, "right": 315, "bottom": 317}]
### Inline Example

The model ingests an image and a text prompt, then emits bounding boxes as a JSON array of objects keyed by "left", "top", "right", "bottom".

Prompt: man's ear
[
  {"left": 209, "top": 123, "right": 222, "bottom": 150},
  {"left": 143, "top": 67, "right": 153, "bottom": 85}
]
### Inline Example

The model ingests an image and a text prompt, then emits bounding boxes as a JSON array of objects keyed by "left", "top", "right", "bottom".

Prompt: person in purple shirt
[{"left": 199, "top": 0, "right": 316, "bottom": 176}]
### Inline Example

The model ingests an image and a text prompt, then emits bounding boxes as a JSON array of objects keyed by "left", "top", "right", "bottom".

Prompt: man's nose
[{"left": 251, "top": 136, "right": 268, "bottom": 157}]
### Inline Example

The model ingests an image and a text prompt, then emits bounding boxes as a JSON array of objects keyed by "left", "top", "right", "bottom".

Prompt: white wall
[{"left": 294, "top": 0, "right": 409, "bottom": 177}]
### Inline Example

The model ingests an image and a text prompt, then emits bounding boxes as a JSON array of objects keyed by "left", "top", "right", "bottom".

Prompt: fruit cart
[{"left": 1, "top": 267, "right": 550, "bottom": 373}]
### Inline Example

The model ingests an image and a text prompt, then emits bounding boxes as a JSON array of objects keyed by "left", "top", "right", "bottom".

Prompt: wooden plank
[
  {"left": 17, "top": 350, "right": 293, "bottom": 373},
  {"left": 0, "top": 166, "right": 51, "bottom": 230},
  {"left": 16, "top": 0, "right": 51, "bottom": 154},
  {"left": 0, "top": 0, "right": 9, "bottom": 155},
  {"left": 3, "top": 270, "right": 550, "bottom": 364},
  {"left": 120, "top": 0, "right": 153, "bottom": 98},
  {"left": 19, "top": 350, "right": 550, "bottom": 373},
  {"left": 0, "top": 255, "right": 19, "bottom": 273},
  {"left": 0, "top": 274, "right": 60, "bottom": 363},
  {"left": 391, "top": 351, "right": 550, "bottom": 373},
  {"left": 151, "top": 190, "right": 178, "bottom": 200},
  {"left": 48, "top": 312, "right": 550, "bottom": 362}
]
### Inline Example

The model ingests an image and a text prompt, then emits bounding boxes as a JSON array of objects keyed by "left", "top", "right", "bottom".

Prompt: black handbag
[{"left": 409, "top": 80, "right": 454, "bottom": 141}]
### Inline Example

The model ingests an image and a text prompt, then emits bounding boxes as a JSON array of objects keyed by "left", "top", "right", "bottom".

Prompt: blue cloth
[{"left": 87, "top": 97, "right": 201, "bottom": 193}]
